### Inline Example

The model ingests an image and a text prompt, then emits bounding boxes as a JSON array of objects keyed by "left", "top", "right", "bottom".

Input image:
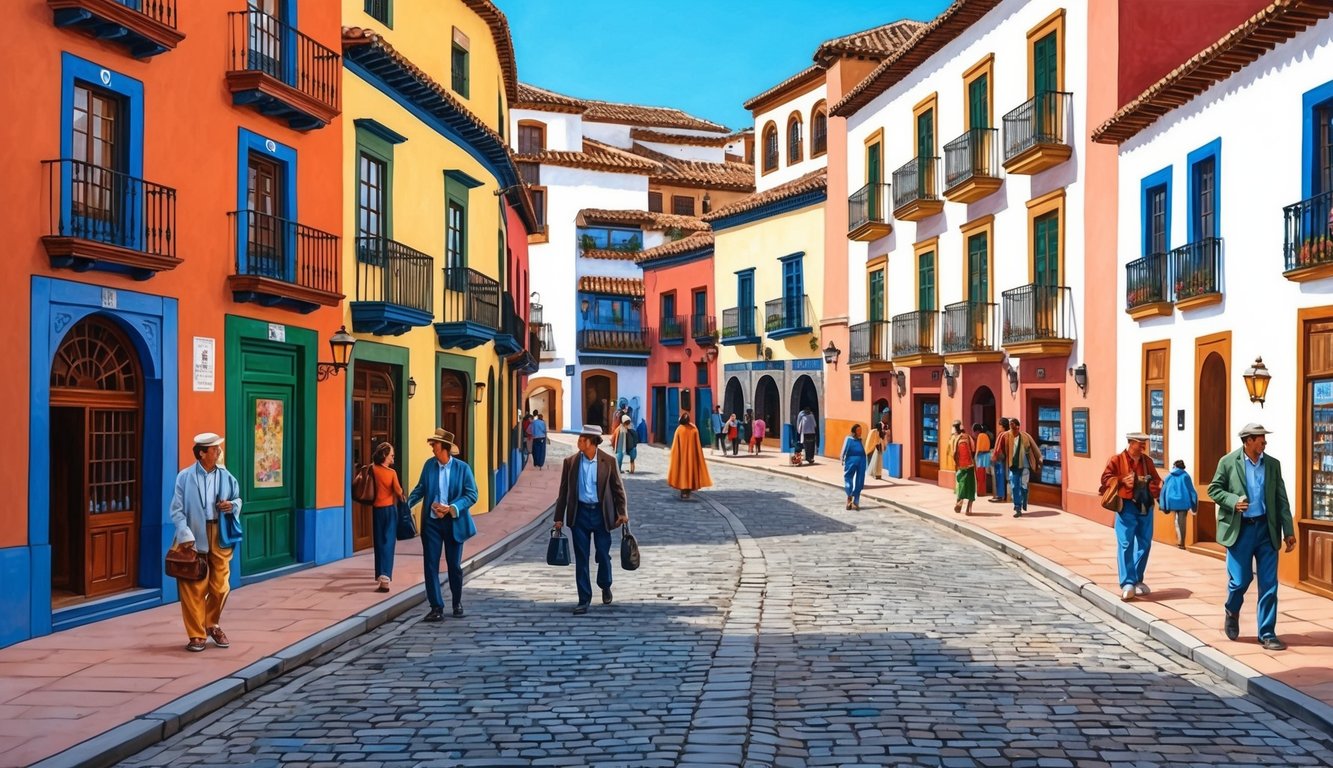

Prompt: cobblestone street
[{"left": 119, "top": 445, "right": 1333, "bottom": 767}]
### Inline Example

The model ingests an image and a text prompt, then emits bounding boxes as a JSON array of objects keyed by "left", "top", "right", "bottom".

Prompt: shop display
[
  {"left": 921, "top": 401, "right": 940, "bottom": 463},
  {"left": 1147, "top": 388, "right": 1166, "bottom": 465},
  {"left": 1312, "top": 379, "right": 1333, "bottom": 522},
  {"left": 1036, "top": 404, "right": 1062, "bottom": 486}
]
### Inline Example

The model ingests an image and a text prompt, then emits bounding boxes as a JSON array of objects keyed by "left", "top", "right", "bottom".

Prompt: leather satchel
[
  {"left": 620, "top": 521, "right": 640, "bottom": 571},
  {"left": 165, "top": 547, "right": 208, "bottom": 581},
  {"left": 395, "top": 500, "right": 418, "bottom": 541},
  {"left": 1100, "top": 482, "right": 1123, "bottom": 513},
  {"left": 546, "top": 527, "right": 571, "bottom": 566}
]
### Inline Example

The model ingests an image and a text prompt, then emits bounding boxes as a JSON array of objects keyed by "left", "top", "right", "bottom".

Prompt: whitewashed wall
[
  {"left": 754, "top": 83, "right": 830, "bottom": 192},
  {"left": 511, "top": 108, "right": 583, "bottom": 152}
]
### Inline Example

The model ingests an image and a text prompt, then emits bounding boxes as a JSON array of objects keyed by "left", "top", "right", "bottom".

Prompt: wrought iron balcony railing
[
  {"left": 944, "top": 128, "right": 999, "bottom": 191},
  {"left": 941, "top": 301, "right": 997, "bottom": 354},
  {"left": 355, "top": 236, "right": 432, "bottom": 315},
  {"left": 578, "top": 326, "right": 651, "bottom": 353},
  {"left": 891, "top": 156, "right": 941, "bottom": 211},
  {"left": 764, "top": 295, "right": 809, "bottom": 334},
  {"left": 538, "top": 323, "right": 556, "bottom": 358},
  {"left": 721, "top": 306, "right": 758, "bottom": 342},
  {"left": 226, "top": 9, "right": 340, "bottom": 117},
  {"left": 1002, "top": 91, "right": 1071, "bottom": 162},
  {"left": 848, "top": 182, "right": 891, "bottom": 235},
  {"left": 1171, "top": 238, "right": 1223, "bottom": 301},
  {"left": 891, "top": 310, "right": 938, "bottom": 358},
  {"left": 441, "top": 267, "right": 500, "bottom": 329},
  {"left": 1283, "top": 190, "right": 1333, "bottom": 273},
  {"left": 229, "top": 209, "right": 339, "bottom": 294},
  {"left": 1125, "top": 252, "right": 1171, "bottom": 311},
  {"left": 849, "top": 320, "right": 890, "bottom": 366},
  {"left": 660, "top": 314, "right": 686, "bottom": 344},
  {"left": 691, "top": 313, "right": 716, "bottom": 343},
  {"left": 1001, "top": 284, "right": 1072, "bottom": 345},
  {"left": 42, "top": 158, "right": 176, "bottom": 262}
]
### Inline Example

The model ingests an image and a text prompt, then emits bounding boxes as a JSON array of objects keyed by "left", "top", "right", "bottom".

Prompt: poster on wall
[
  {"left": 254, "top": 398, "right": 285, "bottom": 488},
  {"left": 192, "top": 337, "right": 215, "bottom": 392}
]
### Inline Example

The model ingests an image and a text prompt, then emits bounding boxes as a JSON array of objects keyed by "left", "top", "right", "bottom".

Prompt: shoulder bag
[
  {"left": 395, "top": 500, "right": 418, "bottom": 540},
  {"left": 620, "top": 520, "right": 640, "bottom": 571},
  {"left": 1101, "top": 454, "right": 1124, "bottom": 512},
  {"left": 546, "top": 526, "right": 571, "bottom": 566},
  {"left": 165, "top": 546, "right": 208, "bottom": 581}
]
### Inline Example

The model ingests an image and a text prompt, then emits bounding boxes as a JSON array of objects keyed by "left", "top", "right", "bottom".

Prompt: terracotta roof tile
[
  {"left": 580, "top": 248, "right": 641, "bottom": 262},
  {"left": 1093, "top": 0, "right": 1333, "bottom": 144},
  {"left": 743, "top": 65, "right": 825, "bottom": 112},
  {"left": 815, "top": 19, "right": 928, "bottom": 63},
  {"left": 514, "top": 138, "right": 660, "bottom": 174},
  {"left": 636, "top": 231, "right": 715, "bottom": 266},
  {"left": 583, "top": 99, "right": 730, "bottom": 132},
  {"left": 460, "top": 0, "right": 519, "bottom": 105},
  {"left": 515, "top": 82, "right": 586, "bottom": 113},
  {"left": 629, "top": 127, "right": 732, "bottom": 147},
  {"left": 578, "top": 276, "right": 645, "bottom": 297},
  {"left": 630, "top": 144, "right": 755, "bottom": 191},
  {"left": 577, "top": 209, "right": 710, "bottom": 232},
  {"left": 703, "top": 168, "right": 827, "bottom": 221}
]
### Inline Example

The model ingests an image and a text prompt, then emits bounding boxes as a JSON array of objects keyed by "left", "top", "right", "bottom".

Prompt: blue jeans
[
  {"left": 532, "top": 438, "right": 547, "bottom": 467},
  {"left": 572, "top": 502, "right": 612, "bottom": 606},
  {"left": 1008, "top": 467, "right": 1029, "bottom": 511},
  {"left": 372, "top": 505, "right": 397, "bottom": 580},
  {"left": 421, "top": 515, "right": 463, "bottom": 609},
  {"left": 1114, "top": 501, "right": 1153, "bottom": 587},
  {"left": 843, "top": 456, "right": 866, "bottom": 504},
  {"left": 1225, "top": 519, "right": 1280, "bottom": 639},
  {"left": 992, "top": 461, "right": 1008, "bottom": 500}
]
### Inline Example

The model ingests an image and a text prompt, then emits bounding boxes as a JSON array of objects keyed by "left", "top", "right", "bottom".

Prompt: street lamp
[
  {"left": 316, "top": 326, "right": 356, "bottom": 381},
  {"left": 1069, "top": 364, "right": 1088, "bottom": 397},
  {"left": 407, "top": 376, "right": 417, "bottom": 399},
  {"left": 1243, "top": 356, "right": 1271, "bottom": 407},
  {"left": 822, "top": 341, "right": 841, "bottom": 368}
]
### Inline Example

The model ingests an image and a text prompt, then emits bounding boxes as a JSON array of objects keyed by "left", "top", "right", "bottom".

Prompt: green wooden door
[
  {"left": 917, "top": 110, "right": 935, "bottom": 194},
  {"left": 917, "top": 251, "right": 935, "bottom": 311},
  {"left": 967, "top": 233, "right": 989, "bottom": 303},
  {"left": 869, "top": 269, "right": 885, "bottom": 321},
  {"left": 1034, "top": 212, "right": 1059, "bottom": 286},
  {"left": 866, "top": 141, "right": 882, "bottom": 215},
  {"left": 1033, "top": 33, "right": 1058, "bottom": 136},
  {"left": 237, "top": 344, "right": 298, "bottom": 574},
  {"left": 969, "top": 75, "right": 989, "bottom": 130}
]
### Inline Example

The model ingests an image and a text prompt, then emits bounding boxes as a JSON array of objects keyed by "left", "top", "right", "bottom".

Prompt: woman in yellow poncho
[{"left": 667, "top": 413, "right": 713, "bottom": 500}]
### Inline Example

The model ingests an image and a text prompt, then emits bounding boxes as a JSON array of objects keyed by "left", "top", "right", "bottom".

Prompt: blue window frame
[
  {"left": 1139, "top": 166, "right": 1172, "bottom": 256},
  {"left": 1187, "top": 139, "right": 1221, "bottom": 242},
  {"left": 580, "top": 295, "right": 640, "bottom": 330},
  {"left": 781, "top": 252, "right": 804, "bottom": 326},
  {"left": 235, "top": 128, "right": 298, "bottom": 279},
  {"left": 1302, "top": 79, "right": 1333, "bottom": 199},
  {"left": 737, "top": 269, "right": 755, "bottom": 336},
  {"left": 577, "top": 226, "right": 641, "bottom": 252}
]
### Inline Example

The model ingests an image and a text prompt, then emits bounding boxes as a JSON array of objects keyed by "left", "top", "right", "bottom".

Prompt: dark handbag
[
  {"left": 395, "top": 500, "right": 418, "bottom": 540},
  {"left": 165, "top": 547, "right": 208, "bottom": 581},
  {"left": 620, "top": 521, "right": 640, "bottom": 571},
  {"left": 546, "top": 526, "right": 571, "bottom": 566}
]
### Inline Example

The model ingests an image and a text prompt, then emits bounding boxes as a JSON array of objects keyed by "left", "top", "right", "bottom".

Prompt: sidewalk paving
[
  {"left": 3, "top": 459, "right": 561, "bottom": 768},
  {"left": 704, "top": 444, "right": 1333, "bottom": 735}
]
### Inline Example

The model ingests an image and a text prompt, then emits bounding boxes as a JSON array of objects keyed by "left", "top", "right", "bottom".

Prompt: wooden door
[
  {"left": 915, "top": 395, "right": 940, "bottom": 481},
  {"left": 71, "top": 84, "right": 122, "bottom": 233},
  {"left": 247, "top": 0, "right": 283, "bottom": 78},
  {"left": 441, "top": 369, "right": 469, "bottom": 463},
  {"left": 352, "top": 364, "right": 397, "bottom": 552},
  {"left": 239, "top": 377, "right": 297, "bottom": 574},
  {"left": 247, "top": 152, "right": 283, "bottom": 279},
  {"left": 1033, "top": 31, "right": 1058, "bottom": 135},
  {"left": 916, "top": 108, "right": 935, "bottom": 193},
  {"left": 1196, "top": 349, "right": 1229, "bottom": 550}
]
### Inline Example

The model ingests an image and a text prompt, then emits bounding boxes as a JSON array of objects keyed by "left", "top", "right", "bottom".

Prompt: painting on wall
[{"left": 254, "top": 398, "right": 284, "bottom": 488}]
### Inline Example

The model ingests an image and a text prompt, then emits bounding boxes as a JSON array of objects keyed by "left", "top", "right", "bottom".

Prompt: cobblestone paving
[{"left": 120, "top": 442, "right": 1333, "bottom": 767}]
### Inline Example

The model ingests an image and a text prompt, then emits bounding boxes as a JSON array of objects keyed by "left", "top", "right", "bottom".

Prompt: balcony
[
  {"left": 1171, "top": 238, "right": 1224, "bottom": 311},
  {"left": 494, "top": 295, "right": 525, "bottom": 357},
  {"left": 41, "top": 158, "right": 181, "bottom": 278},
  {"left": 1001, "top": 284, "right": 1074, "bottom": 358},
  {"left": 350, "top": 236, "right": 433, "bottom": 335},
  {"left": 764, "top": 295, "right": 812, "bottom": 340},
  {"left": 226, "top": 9, "right": 340, "bottom": 131},
  {"left": 1002, "top": 91, "right": 1072, "bottom": 175},
  {"left": 660, "top": 315, "right": 686, "bottom": 346},
  {"left": 891, "top": 310, "right": 942, "bottom": 367},
  {"left": 1283, "top": 190, "right": 1333, "bottom": 282},
  {"left": 48, "top": 0, "right": 183, "bottom": 58},
  {"left": 892, "top": 157, "right": 944, "bottom": 221},
  {"left": 434, "top": 267, "right": 500, "bottom": 350},
  {"left": 227, "top": 210, "right": 340, "bottom": 313},
  {"left": 848, "top": 182, "right": 892, "bottom": 241},
  {"left": 942, "top": 301, "right": 1002, "bottom": 364},
  {"left": 720, "top": 306, "right": 760, "bottom": 345},
  {"left": 578, "top": 325, "right": 651, "bottom": 362},
  {"left": 849, "top": 320, "right": 891, "bottom": 370},
  {"left": 691, "top": 313, "right": 717, "bottom": 345},
  {"left": 537, "top": 323, "right": 556, "bottom": 360},
  {"left": 943, "top": 128, "right": 1002, "bottom": 204},
  {"left": 1125, "top": 253, "right": 1172, "bottom": 320}
]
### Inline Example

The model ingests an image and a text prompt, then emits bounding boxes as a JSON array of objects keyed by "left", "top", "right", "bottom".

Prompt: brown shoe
[
  {"left": 185, "top": 638, "right": 207, "bottom": 653},
  {"left": 207, "top": 626, "right": 230, "bottom": 648}
]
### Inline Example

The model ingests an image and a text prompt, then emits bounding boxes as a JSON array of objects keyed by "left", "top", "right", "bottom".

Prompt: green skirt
[{"left": 955, "top": 467, "right": 976, "bottom": 501}]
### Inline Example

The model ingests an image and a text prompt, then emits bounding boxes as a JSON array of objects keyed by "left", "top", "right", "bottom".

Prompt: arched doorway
[
  {"left": 723, "top": 376, "right": 745, "bottom": 419},
  {"left": 1197, "top": 350, "right": 1229, "bottom": 546},
  {"left": 790, "top": 374, "right": 820, "bottom": 452},
  {"left": 754, "top": 375, "right": 780, "bottom": 443},
  {"left": 584, "top": 374, "right": 611, "bottom": 433},
  {"left": 351, "top": 365, "right": 397, "bottom": 552},
  {"left": 49, "top": 316, "right": 142, "bottom": 603},
  {"left": 970, "top": 385, "right": 996, "bottom": 435},
  {"left": 524, "top": 376, "right": 563, "bottom": 432},
  {"left": 441, "top": 369, "right": 470, "bottom": 463}
]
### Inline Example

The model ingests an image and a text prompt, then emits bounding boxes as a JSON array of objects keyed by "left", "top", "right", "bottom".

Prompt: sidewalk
[
  {"left": 3, "top": 460, "right": 561, "bottom": 768},
  {"left": 704, "top": 445, "right": 1333, "bottom": 735}
]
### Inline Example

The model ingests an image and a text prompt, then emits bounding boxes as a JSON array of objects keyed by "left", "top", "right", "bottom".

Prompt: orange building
[{"left": 0, "top": 0, "right": 346, "bottom": 647}]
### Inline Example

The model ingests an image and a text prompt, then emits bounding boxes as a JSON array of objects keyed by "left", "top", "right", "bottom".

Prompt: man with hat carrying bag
[
  {"left": 554, "top": 425, "right": 628, "bottom": 614},
  {"left": 1100, "top": 431, "right": 1162, "bottom": 602},
  {"left": 407, "top": 428, "right": 479, "bottom": 621},
  {"left": 1208, "top": 423, "right": 1296, "bottom": 651}
]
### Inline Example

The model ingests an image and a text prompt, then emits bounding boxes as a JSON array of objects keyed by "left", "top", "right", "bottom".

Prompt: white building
[{"left": 1094, "top": 3, "right": 1333, "bottom": 594}]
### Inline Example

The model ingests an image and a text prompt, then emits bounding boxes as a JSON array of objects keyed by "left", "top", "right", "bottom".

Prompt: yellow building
[{"left": 339, "top": 0, "right": 538, "bottom": 550}]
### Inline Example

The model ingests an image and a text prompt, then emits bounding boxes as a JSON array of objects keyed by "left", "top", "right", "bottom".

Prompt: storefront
[
  {"left": 1026, "top": 388, "right": 1064, "bottom": 507},
  {"left": 1299, "top": 310, "right": 1333, "bottom": 598},
  {"left": 914, "top": 394, "right": 940, "bottom": 481}
]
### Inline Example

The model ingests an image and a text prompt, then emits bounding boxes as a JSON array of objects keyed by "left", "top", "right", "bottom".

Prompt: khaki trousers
[{"left": 178, "top": 521, "right": 232, "bottom": 640}]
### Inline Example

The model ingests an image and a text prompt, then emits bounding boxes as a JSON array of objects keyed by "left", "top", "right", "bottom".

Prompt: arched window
[
  {"left": 517, "top": 120, "right": 546, "bottom": 154},
  {"left": 762, "top": 122, "right": 778, "bottom": 173},
  {"left": 811, "top": 101, "right": 828, "bottom": 157},
  {"left": 787, "top": 113, "right": 803, "bottom": 165}
]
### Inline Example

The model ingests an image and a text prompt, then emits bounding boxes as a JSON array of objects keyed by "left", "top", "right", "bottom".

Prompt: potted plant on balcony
[
  {"left": 579, "top": 234, "right": 598, "bottom": 253},
  {"left": 1297, "top": 235, "right": 1333, "bottom": 269}
]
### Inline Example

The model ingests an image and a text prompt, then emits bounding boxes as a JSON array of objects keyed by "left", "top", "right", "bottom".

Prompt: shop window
[{"left": 1144, "top": 343, "right": 1169, "bottom": 466}]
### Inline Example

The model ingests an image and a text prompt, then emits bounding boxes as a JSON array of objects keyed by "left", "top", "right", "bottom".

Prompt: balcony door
[
  {"left": 247, "top": 152, "right": 284, "bottom": 279},
  {"left": 968, "top": 73, "right": 989, "bottom": 131},
  {"left": 1318, "top": 105, "right": 1333, "bottom": 196},
  {"left": 738, "top": 271, "right": 755, "bottom": 336},
  {"left": 71, "top": 84, "right": 125, "bottom": 240},
  {"left": 916, "top": 108, "right": 935, "bottom": 191},
  {"left": 782, "top": 259, "right": 803, "bottom": 327},
  {"left": 866, "top": 141, "right": 882, "bottom": 214},
  {"left": 1033, "top": 31, "right": 1058, "bottom": 134},
  {"left": 440, "top": 369, "right": 470, "bottom": 463},
  {"left": 247, "top": 0, "right": 284, "bottom": 79},
  {"left": 351, "top": 364, "right": 398, "bottom": 552},
  {"left": 967, "top": 233, "right": 989, "bottom": 344},
  {"left": 869, "top": 269, "right": 884, "bottom": 321}
]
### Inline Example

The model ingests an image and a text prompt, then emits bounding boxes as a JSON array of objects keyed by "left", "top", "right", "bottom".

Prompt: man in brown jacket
[
  {"left": 1100, "top": 431, "right": 1163, "bottom": 601},
  {"left": 555, "top": 425, "right": 629, "bottom": 614},
  {"left": 991, "top": 417, "right": 1042, "bottom": 517}
]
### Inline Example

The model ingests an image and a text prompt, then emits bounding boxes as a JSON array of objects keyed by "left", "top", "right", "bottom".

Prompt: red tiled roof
[
  {"left": 578, "top": 276, "right": 645, "bottom": 297},
  {"left": 1093, "top": 0, "right": 1333, "bottom": 144},
  {"left": 629, "top": 127, "right": 732, "bottom": 147},
  {"left": 630, "top": 144, "right": 755, "bottom": 191},
  {"left": 704, "top": 168, "right": 827, "bottom": 221},
  {"left": 832, "top": 1, "right": 1003, "bottom": 117},
  {"left": 582, "top": 99, "right": 730, "bottom": 132},
  {"left": 636, "top": 231, "right": 715, "bottom": 266},
  {"left": 815, "top": 19, "right": 928, "bottom": 63},
  {"left": 461, "top": 0, "right": 519, "bottom": 105},
  {"left": 514, "top": 82, "right": 586, "bottom": 113},
  {"left": 577, "top": 209, "right": 710, "bottom": 232},
  {"left": 580, "top": 249, "right": 640, "bottom": 262},
  {"left": 742, "top": 65, "right": 825, "bottom": 112},
  {"left": 514, "top": 138, "right": 660, "bottom": 174}
]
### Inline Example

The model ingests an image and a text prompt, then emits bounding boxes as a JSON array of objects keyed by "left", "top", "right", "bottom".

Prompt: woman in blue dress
[{"left": 841, "top": 424, "right": 868, "bottom": 510}]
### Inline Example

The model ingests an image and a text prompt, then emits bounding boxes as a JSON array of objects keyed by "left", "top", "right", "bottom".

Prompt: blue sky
[{"left": 497, "top": 0, "right": 952, "bottom": 130}]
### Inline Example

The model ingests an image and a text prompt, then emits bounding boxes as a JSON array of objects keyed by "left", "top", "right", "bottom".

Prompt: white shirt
[
  {"left": 202, "top": 467, "right": 219, "bottom": 521},
  {"left": 436, "top": 458, "right": 452, "bottom": 505}
]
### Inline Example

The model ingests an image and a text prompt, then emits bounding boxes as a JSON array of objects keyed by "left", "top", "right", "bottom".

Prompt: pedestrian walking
[
  {"left": 369, "top": 441, "right": 407, "bottom": 593},
  {"left": 168, "top": 432, "right": 243, "bottom": 653},
  {"left": 973, "top": 422, "right": 992, "bottom": 498},
  {"left": 840, "top": 424, "right": 868, "bottom": 510},
  {"left": 709, "top": 406, "right": 725, "bottom": 454},
  {"left": 751, "top": 414, "right": 767, "bottom": 454},
  {"left": 743, "top": 410, "right": 756, "bottom": 454},
  {"left": 992, "top": 417, "right": 1041, "bottom": 517},
  {"left": 528, "top": 411, "right": 548, "bottom": 469},
  {"left": 614, "top": 413, "right": 638, "bottom": 474},
  {"left": 866, "top": 414, "right": 886, "bottom": 481},
  {"left": 1100, "top": 432, "right": 1162, "bottom": 601},
  {"left": 407, "top": 429, "right": 478, "bottom": 621},
  {"left": 521, "top": 411, "right": 533, "bottom": 459},
  {"left": 726, "top": 412, "right": 740, "bottom": 456},
  {"left": 554, "top": 425, "right": 629, "bottom": 614},
  {"left": 668, "top": 414, "right": 713, "bottom": 499},
  {"left": 988, "top": 417, "right": 1010, "bottom": 503},
  {"left": 949, "top": 421, "right": 977, "bottom": 515},
  {"left": 1160, "top": 459, "right": 1199, "bottom": 549},
  {"left": 1207, "top": 423, "right": 1296, "bottom": 651},
  {"left": 796, "top": 408, "right": 818, "bottom": 465}
]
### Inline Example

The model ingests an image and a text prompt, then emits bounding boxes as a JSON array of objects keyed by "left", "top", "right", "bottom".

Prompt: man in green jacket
[{"left": 1207, "top": 423, "right": 1296, "bottom": 651}]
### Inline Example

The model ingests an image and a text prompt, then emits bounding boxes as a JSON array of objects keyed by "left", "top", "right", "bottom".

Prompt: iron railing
[
  {"left": 849, "top": 320, "right": 890, "bottom": 366},
  {"left": 441, "top": 267, "right": 500, "bottom": 329},
  {"left": 660, "top": 314, "right": 685, "bottom": 344},
  {"left": 892, "top": 156, "right": 941, "bottom": 210},
  {"left": 891, "top": 310, "right": 938, "bottom": 357},
  {"left": 1001, "top": 284, "right": 1072, "bottom": 344},
  {"left": 691, "top": 313, "right": 716, "bottom": 343},
  {"left": 764, "top": 295, "right": 809, "bottom": 333},
  {"left": 944, "top": 128, "right": 999, "bottom": 191},
  {"left": 502, "top": 294, "right": 527, "bottom": 348},
  {"left": 578, "top": 326, "right": 651, "bottom": 353},
  {"left": 942, "top": 301, "right": 998, "bottom": 354},
  {"left": 1003, "top": 91, "right": 1071, "bottom": 162},
  {"left": 112, "top": 0, "right": 178, "bottom": 28},
  {"left": 1125, "top": 252, "right": 1171, "bottom": 310},
  {"left": 1172, "top": 238, "right": 1223, "bottom": 300},
  {"left": 229, "top": 209, "right": 339, "bottom": 293},
  {"left": 355, "top": 236, "right": 432, "bottom": 315},
  {"left": 1283, "top": 190, "right": 1333, "bottom": 272},
  {"left": 227, "top": 9, "right": 340, "bottom": 114},
  {"left": 43, "top": 158, "right": 176, "bottom": 259},
  {"left": 721, "top": 306, "right": 757, "bottom": 340},
  {"left": 848, "top": 182, "right": 891, "bottom": 234}
]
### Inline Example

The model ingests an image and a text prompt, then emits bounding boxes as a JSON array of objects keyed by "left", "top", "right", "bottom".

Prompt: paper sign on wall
[
  {"left": 267, "top": 323, "right": 286, "bottom": 343},
  {"left": 193, "top": 337, "right": 215, "bottom": 392}
]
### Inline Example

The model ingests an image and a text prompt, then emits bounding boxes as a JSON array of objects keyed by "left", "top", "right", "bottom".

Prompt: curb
[{"left": 29, "top": 503, "right": 556, "bottom": 768}]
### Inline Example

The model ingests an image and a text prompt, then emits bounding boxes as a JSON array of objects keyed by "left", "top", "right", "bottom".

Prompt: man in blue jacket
[{"left": 407, "top": 428, "right": 478, "bottom": 621}]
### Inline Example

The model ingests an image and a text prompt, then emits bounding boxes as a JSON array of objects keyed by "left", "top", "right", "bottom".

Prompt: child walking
[{"left": 1159, "top": 459, "right": 1198, "bottom": 549}]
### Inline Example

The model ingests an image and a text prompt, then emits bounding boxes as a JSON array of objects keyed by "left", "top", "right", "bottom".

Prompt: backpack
[{"left": 352, "top": 464, "right": 377, "bottom": 504}]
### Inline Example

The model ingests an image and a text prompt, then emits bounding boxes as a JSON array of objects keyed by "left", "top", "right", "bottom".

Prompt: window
[
  {"left": 662, "top": 292, "right": 677, "bottom": 322},
  {"left": 963, "top": 55, "right": 993, "bottom": 130},
  {"left": 451, "top": 44, "right": 469, "bottom": 98},
  {"left": 648, "top": 191, "right": 662, "bottom": 212},
  {"left": 529, "top": 188, "right": 546, "bottom": 232},
  {"left": 868, "top": 268, "right": 884, "bottom": 321},
  {"left": 696, "top": 362, "right": 708, "bottom": 386},
  {"left": 577, "top": 226, "right": 641, "bottom": 251},
  {"left": 1189, "top": 141, "right": 1220, "bottom": 242},
  {"left": 1147, "top": 186, "right": 1167, "bottom": 255},
  {"left": 1027, "top": 9, "right": 1065, "bottom": 96},
  {"left": 787, "top": 113, "right": 803, "bottom": 165},
  {"left": 446, "top": 199, "right": 465, "bottom": 271},
  {"left": 1027, "top": 188, "right": 1065, "bottom": 287},
  {"left": 671, "top": 195, "right": 695, "bottom": 216},
  {"left": 517, "top": 121, "right": 545, "bottom": 154},
  {"left": 71, "top": 83, "right": 124, "bottom": 223},
  {"left": 762, "top": 122, "right": 778, "bottom": 173},
  {"left": 364, "top": 0, "right": 390, "bottom": 26},
  {"left": 693, "top": 289, "right": 707, "bottom": 319},
  {"left": 811, "top": 102, "right": 828, "bottom": 157},
  {"left": 587, "top": 297, "right": 639, "bottom": 327},
  {"left": 917, "top": 250, "right": 935, "bottom": 311},
  {"left": 247, "top": 152, "right": 282, "bottom": 263},
  {"left": 517, "top": 162, "right": 540, "bottom": 187},
  {"left": 358, "top": 152, "right": 386, "bottom": 239},
  {"left": 781, "top": 254, "right": 804, "bottom": 327},
  {"left": 668, "top": 363, "right": 681, "bottom": 384},
  {"left": 966, "top": 232, "right": 989, "bottom": 304},
  {"left": 1319, "top": 103, "right": 1333, "bottom": 194}
]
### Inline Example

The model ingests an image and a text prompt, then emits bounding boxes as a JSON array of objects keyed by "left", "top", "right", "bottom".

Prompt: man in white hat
[
  {"left": 1100, "top": 431, "right": 1162, "bottom": 601},
  {"left": 168, "top": 432, "right": 243, "bottom": 653},
  {"left": 554, "top": 425, "right": 628, "bottom": 614},
  {"left": 1208, "top": 423, "right": 1295, "bottom": 650},
  {"left": 407, "top": 428, "right": 478, "bottom": 621}
]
